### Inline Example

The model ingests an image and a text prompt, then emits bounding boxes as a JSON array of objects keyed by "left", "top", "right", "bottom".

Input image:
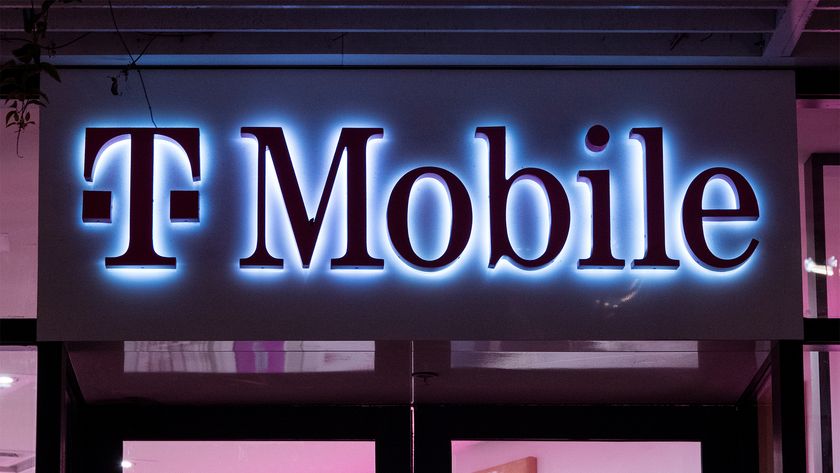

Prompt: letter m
[{"left": 240, "top": 127, "right": 383, "bottom": 269}]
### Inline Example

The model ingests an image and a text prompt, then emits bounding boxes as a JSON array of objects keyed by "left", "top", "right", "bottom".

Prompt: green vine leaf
[
  {"left": 41, "top": 63, "right": 61, "bottom": 82},
  {"left": 5, "top": 110, "right": 18, "bottom": 126},
  {"left": 2, "top": 0, "right": 81, "bottom": 156}
]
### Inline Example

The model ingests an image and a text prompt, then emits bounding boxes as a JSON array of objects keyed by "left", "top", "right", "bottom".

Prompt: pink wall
[
  {"left": 451, "top": 441, "right": 701, "bottom": 473},
  {"left": 0, "top": 109, "right": 38, "bottom": 318}
]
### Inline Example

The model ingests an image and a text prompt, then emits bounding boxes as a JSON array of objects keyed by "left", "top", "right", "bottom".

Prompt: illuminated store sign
[
  {"left": 39, "top": 70, "right": 801, "bottom": 341},
  {"left": 81, "top": 124, "right": 758, "bottom": 273}
]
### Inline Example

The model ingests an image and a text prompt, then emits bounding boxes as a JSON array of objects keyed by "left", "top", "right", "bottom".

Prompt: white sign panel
[{"left": 38, "top": 70, "right": 801, "bottom": 341}]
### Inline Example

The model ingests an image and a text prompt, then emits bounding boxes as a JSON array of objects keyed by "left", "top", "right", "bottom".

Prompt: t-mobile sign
[{"left": 38, "top": 70, "right": 801, "bottom": 341}]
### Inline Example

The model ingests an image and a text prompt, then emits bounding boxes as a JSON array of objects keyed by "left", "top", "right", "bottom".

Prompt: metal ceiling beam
[
  {"left": 0, "top": 7, "right": 778, "bottom": 33},
  {"left": 763, "top": 0, "right": 820, "bottom": 56},
  {"left": 0, "top": 0, "right": 790, "bottom": 9},
  {"left": 2, "top": 0, "right": 836, "bottom": 65},
  {"left": 16, "top": 31, "right": 765, "bottom": 57}
]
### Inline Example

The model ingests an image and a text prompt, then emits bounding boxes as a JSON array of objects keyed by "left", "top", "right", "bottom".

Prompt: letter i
[{"left": 578, "top": 125, "right": 624, "bottom": 269}]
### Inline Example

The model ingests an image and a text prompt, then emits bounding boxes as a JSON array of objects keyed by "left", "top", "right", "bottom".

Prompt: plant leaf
[
  {"left": 12, "top": 44, "right": 40, "bottom": 64},
  {"left": 41, "top": 63, "right": 60, "bottom": 82}
]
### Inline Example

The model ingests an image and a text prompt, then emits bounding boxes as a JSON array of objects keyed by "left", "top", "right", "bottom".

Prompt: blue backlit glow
[
  {"left": 675, "top": 162, "right": 763, "bottom": 276},
  {"left": 79, "top": 127, "right": 204, "bottom": 282},
  {"left": 567, "top": 123, "right": 648, "bottom": 281},
  {"left": 81, "top": 135, "right": 132, "bottom": 259},
  {"left": 471, "top": 126, "right": 575, "bottom": 280},
  {"left": 238, "top": 123, "right": 380, "bottom": 275},
  {"left": 376, "top": 133, "right": 479, "bottom": 282},
  {"left": 152, "top": 138, "right": 203, "bottom": 257},
  {"left": 81, "top": 121, "right": 762, "bottom": 283}
]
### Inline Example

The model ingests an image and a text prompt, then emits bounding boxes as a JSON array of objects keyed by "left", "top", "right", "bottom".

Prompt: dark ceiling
[{"left": 1, "top": 0, "right": 838, "bottom": 66}]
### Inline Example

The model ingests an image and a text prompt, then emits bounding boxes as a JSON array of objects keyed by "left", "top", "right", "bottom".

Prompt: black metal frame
[
  {"left": 36, "top": 342, "right": 74, "bottom": 473},
  {"left": 0, "top": 322, "right": 74, "bottom": 473},
  {"left": 772, "top": 341, "right": 807, "bottom": 473},
  {"left": 0, "top": 307, "right": 804, "bottom": 470},
  {"left": 795, "top": 69, "right": 840, "bottom": 100},
  {"left": 66, "top": 388, "right": 763, "bottom": 473},
  {"left": 0, "top": 319, "right": 36, "bottom": 345},
  {"left": 803, "top": 153, "right": 840, "bottom": 473},
  {"left": 2, "top": 327, "right": 767, "bottom": 473}
]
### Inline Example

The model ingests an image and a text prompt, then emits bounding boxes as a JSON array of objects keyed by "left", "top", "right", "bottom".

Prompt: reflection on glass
[
  {"left": 452, "top": 441, "right": 701, "bottom": 473},
  {"left": 451, "top": 341, "right": 699, "bottom": 370},
  {"left": 0, "top": 348, "right": 37, "bottom": 473},
  {"left": 123, "top": 341, "right": 375, "bottom": 374},
  {"left": 804, "top": 166, "right": 840, "bottom": 319},
  {"left": 122, "top": 441, "right": 375, "bottom": 473},
  {"left": 825, "top": 167, "right": 840, "bottom": 318},
  {"left": 805, "top": 347, "right": 840, "bottom": 472}
]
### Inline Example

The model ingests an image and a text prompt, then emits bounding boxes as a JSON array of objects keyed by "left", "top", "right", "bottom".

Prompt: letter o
[{"left": 387, "top": 167, "right": 473, "bottom": 270}]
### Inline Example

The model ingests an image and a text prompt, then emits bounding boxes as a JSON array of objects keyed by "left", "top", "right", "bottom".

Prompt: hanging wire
[{"left": 107, "top": 0, "right": 158, "bottom": 128}]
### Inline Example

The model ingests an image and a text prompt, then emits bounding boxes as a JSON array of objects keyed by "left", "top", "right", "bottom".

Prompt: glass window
[
  {"left": 805, "top": 347, "right": 840, "bottom": 472},
  {"left": 451, "top": 441, "right": 701, "bottom": 473},
  {"left": 805, "top": 164, "right": 840, "bottom": 319},
  {"left": 0, "top": 347, "right": 37, "bottom": 473},
  {"left": 799, "top": 105, "right": 840, "bottom": 319},
  {"left": 121, "top": 441, "right": 375, "bottom": 473}
]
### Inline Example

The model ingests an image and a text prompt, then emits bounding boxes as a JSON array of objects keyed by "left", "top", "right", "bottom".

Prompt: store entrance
[{"left": 55, "top": 340, "right": 770, "bottom": 473}]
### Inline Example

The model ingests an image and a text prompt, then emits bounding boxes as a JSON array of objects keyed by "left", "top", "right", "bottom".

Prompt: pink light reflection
[
  {"left": 451, "top": 441, "right": 701, "bottom": 473},
  {"left": 123, "top": 341, "right": 375, "bottom": 374},
  {"left": 122, "top": 441, "right": 375, "bottom": 473}
]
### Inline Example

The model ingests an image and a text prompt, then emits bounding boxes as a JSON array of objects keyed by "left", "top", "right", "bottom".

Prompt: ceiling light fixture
[{"left": 120, "top": 460, "right": 134, "bottom": 469}]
